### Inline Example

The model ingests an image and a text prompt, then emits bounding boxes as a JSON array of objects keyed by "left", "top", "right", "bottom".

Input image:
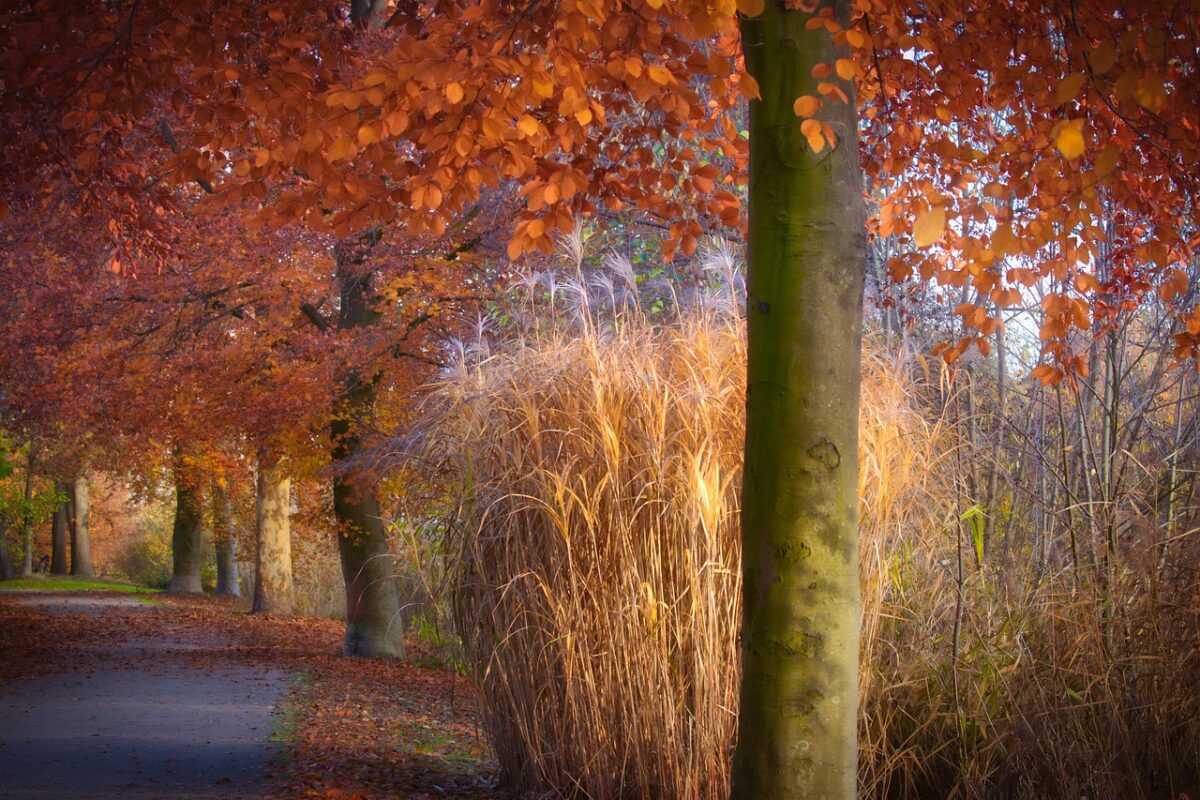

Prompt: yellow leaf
[
  {"left": 736, "top": 0, "right": 764, "bottom": 16},
  {"left": 517, "top": 115, "right": 539, "bottom": 137},
  {"left": 914, "top": 207, "right": 947, "bottom": 248},
  {"left": 645, "top": 0, "right": 663, "bottom": 7},
  {"left": 1054, "top": 121, "right": 1085, "bottom": 160},
  {"left": 253, "top": 148, "right": 271, "bottom": 167},
  {"left": 1055, "top": 73, "right": 1087, "bottom": 105},
  {"left": 845, "top": 29, "right": 867, "bottom": 48},
  {"left": 531, "top": 77, "right": 555, "bottom": 99},
  {"left": 575, "top": 108, "right": 593, "bottom": 126},
  {"left": 835, "top": 58, "right": 856, "bottom": 81},
  {"left": 445, "top": 82, "right": 464, "bottom": 104},
  {"left": 792, "top": 94, "right": 820, "bottom": 117},
  {"left": 1088, "top": 41, "right": 1117, "bottom": 75}
]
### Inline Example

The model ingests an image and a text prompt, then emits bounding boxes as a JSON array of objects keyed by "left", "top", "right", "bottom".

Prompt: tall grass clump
[
  {"left": 415, "top": 238, "right": 949, "bottom": 799},
  {"left": 413, "top": 235, "right": 1200, "bottom": 799}
]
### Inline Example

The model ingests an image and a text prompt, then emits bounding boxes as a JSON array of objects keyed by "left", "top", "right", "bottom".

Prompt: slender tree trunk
[
  {"left": 50, "top": 485, "right": 69, "bottom": 575},
  {"left": 169, "top": 470, "right": 204, "bottom": 594},
  {"left": 252, "top": 459, "right": 294, "bottom": 614},
  {"left": 212, "top": 482, "right": 240, "bottom": 597},
  {"left": 69, "top": 475, "right": 94, "bottom": 577},
  {"left": 332, "top": 233, "right": 404, "bottom": 658},
  {"left": 0, "top": 521, "right": 13, "bottom": 580},
  {"left": 731, "top": 3, "right": 866, "bottom": 798},
  {"left": 19, "top": 446, "right": 36, "bottom": 577}
]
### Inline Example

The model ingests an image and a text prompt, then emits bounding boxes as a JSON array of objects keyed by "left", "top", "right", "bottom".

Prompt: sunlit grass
[{"left": 0, "top": 577, "right": 157, "bottom": 593}]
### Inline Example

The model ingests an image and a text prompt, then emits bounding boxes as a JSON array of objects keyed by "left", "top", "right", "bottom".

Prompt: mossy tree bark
[
  {"left": 252, "top": 458, "right": 294, "bottom": 614},
  {"left": 50, "top": 482, "right": 70, "bottom": 575},
  {"left": 69, "top": 475, "right": 94, "bottom": 577},
  {"left": 731, "top": 3, "right": 867, "bottom": 799},
  {"left": 169, "top": 470, "right": 204, "bottom": 594},
  {"left": 332, "top": 233, "right": 404, "bottom": 658},
  {"left": 212, "top": 482, "right": 240, "bottom": 597}
]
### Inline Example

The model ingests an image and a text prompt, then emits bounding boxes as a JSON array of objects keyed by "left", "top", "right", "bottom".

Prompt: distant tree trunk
[
  {"left": 0, "top": 521, "right": 13, "bottom": 580},
  {"left": 212, "top": 482, "right": 240, "bottom": 597},
  {"left": 69, "top": 475, "right": 94, "bottom": 577},
  {"left": 50, "top": 485, "right": 69, "bottom": 575},
  {"left": 731, "top": 2, "right": 866, "bottom": 798},
  {"left": 332, "top": 233, "right": 404, "bottom": 658},
  {"left": 252, "top": 459, "right": 293, "bottom": 614},
  {"left": 19, "top": 447, "right": 36, "bottom": 577},
  {"left": 168, "top": 470, "right": 204, "bottom": 594}
]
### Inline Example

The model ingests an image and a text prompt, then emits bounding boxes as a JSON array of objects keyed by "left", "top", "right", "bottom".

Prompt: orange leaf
[
  {"left": 792, "top": 95, "right": 820, "bottom": 117},
  {"left": 913, "top": 207, "right": 947, "bottom": 247}
]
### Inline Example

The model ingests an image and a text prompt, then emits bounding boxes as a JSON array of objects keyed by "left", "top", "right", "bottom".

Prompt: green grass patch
[
  {"left": 0, "top": 577, "right": 158, "bottom": 594},
  {"left": 269, "top": 672, "right": 312, "bottom": 767}
]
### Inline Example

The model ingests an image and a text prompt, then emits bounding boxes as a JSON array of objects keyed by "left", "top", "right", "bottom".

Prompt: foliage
[{"left": 111, "top": 500, "right": 179, "bottom": 589}]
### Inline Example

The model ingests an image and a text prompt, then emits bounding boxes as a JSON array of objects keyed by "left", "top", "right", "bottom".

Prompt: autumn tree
[{"left": 3, "top": 0, "right": 1200, "bottom": 796}]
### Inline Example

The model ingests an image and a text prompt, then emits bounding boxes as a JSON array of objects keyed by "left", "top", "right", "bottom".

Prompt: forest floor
[{"left": 0, "top": 588, "right": 501, "bottom": 800}]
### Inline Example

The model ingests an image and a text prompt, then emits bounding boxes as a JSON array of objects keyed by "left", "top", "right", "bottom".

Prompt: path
[{"left": 0, "top": 594, "right": 287, "bottom": 800}]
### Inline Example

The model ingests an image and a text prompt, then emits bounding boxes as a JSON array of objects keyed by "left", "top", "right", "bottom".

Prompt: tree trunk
[
  {"left": 212, "top": 482, "right": 240, "bottom": 597},
  {"left": 252, "top": 460, "right": 293, "bottom": 614},
  {"left": 69, "top": 475, "right": 94, "bottom": 577},
  {"left": 332, "top": 233, "right": 404, "bottom": 658},
  {"left": 731, "top": 3, "right": 867, "bottom": 799},
  {"left": 19, "top": 447, "right": 36, "bottom": 577},
  {"left": 0, "top": 520, "right": 13, "bottom": 580},
  {"left": 169, "top": 471, "right": 204, "bottom": 594},
  {"left": 50, "top": 488, "right": 69, "bottom": 575}
]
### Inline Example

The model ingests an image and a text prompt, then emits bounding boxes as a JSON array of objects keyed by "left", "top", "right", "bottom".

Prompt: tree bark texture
[
  {"left": 70, "top": 475, "right": 94, "bottom": 577},
  {"left": 50, "top": 482, "right": 70, "bottom": 575},
  {"left": 169, "top": 472, "right": 204, "bottom": 594},
  {"left": 212, "top": 482, "right": 240, "bottom": 597},
  {"left": 731, "top": 3, "right": 867, "bottom": 798},
  {"left": 252, "top": 462, "right": 294, "bottom": 614},
  {"left": 332, "top": 234, "right": 404, "bottom": 658}
]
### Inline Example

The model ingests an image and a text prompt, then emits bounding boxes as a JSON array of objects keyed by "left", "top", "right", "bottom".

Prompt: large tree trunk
[
  {"left": 69, "top": 475, "right": 95, "bottom": 577},
  {"left": 252, "top": 460, "right": 293, "bottom": 614},
  {"left": 19, "top": 447, "right": 36, "bottom": 577},
  {"left": 730, "top": 3, "right": 867, "bottom": 799},
  {"left": 50, "top": 482, "right": 70, "bottom": 575},
  {"left": 332, "top": 233, "right": 404, "bottom": 658},
  {"left": 212, "top": 482, "right": 240, "bottom": 597},
  {"left": 168, "top": 472, "right": 204, "bottom": 594}
]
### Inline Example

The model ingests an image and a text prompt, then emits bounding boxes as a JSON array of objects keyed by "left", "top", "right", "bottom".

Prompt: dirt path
[{"left": 0, "top": 594, "right": 286, "bottom": 800}]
